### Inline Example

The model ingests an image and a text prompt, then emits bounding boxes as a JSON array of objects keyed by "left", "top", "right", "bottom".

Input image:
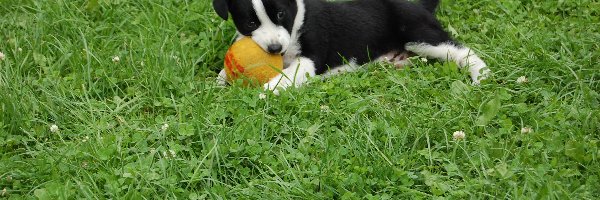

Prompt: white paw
[
  {"left": 263, "top": 74, "right": 293, "bottom": 95},
  {"left": 216, "top": 69, "right": 228, "bottom": 86},
  {"left": 217, "top": 77, "right": 227, "bottom": 86},
  {"left": 262, "top": 56, "right": 316, "bottom": 95}
]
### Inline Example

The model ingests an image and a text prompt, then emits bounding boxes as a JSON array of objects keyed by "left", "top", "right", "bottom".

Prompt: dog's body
[{"left": 214, "top": 0, "right": 490, "bottom": 93}]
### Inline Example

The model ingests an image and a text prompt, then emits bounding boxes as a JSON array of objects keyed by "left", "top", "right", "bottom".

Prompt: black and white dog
[{"left": 214, "top": 0, "right": 490, "bottom": 93}]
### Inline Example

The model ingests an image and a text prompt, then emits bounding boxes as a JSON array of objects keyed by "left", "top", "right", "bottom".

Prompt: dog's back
[
  {"left": 302, "top": 0, "right": 444, "bottom": 71},
  {"left": 420, "top": 0, "right": 440, "bottom": 13}
]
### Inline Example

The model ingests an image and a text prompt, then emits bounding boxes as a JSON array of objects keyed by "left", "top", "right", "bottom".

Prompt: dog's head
[{"left": 213, "top": 0, "right": 298, "bottom": 54}]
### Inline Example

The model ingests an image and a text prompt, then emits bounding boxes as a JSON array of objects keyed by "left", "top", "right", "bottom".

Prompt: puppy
[{"left": 213, "top": 0, "right": 490, "bottom": 94}]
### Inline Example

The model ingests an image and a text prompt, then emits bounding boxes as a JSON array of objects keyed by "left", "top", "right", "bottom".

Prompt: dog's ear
[{"left": 213, "top": 0, "right": 229, "bottom": 20}]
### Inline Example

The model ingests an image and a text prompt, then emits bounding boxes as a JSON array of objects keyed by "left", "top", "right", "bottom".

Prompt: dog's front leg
[{"left": 264, "top": 57, "right": 316, "bottom": 95}]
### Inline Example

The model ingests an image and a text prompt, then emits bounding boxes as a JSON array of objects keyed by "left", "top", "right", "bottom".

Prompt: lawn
[{"left": 1, "top": 0, "right": 599, "bottom": 199}]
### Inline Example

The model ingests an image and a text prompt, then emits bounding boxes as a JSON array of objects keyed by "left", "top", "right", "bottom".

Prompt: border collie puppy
[{"left": 213, "top": 0, "right": 490, "bottom": 94}]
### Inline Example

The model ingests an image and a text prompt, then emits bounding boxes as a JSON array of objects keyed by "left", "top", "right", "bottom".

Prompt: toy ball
[{"left": 224, "top": 37, "right": 283, "bottom": 86}]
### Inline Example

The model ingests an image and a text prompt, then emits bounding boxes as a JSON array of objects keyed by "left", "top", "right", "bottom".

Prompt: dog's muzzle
[{"left": 267, "top": 44, "right": 283, "bottom": 54}]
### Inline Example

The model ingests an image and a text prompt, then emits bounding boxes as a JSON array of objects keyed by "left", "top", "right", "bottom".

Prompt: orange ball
[{"left": 224, "top": 37, "right": 283, "bottom": 86}]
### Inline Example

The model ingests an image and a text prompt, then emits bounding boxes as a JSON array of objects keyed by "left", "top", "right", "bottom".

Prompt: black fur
[
  {"left": 213, "top": 0, "right": 229, "bottom": 20},
  {"left": 214, "top": 0, "right": 298, "bottom": 37},
  {"left": 420, "top": 0, "right": 440, "bottom": 13},
  {"left": 262, "top": 0, "right": 298, "bottom": 36},
  {"left": 218, "top": 0, "right": 260, "bottom": 35},
  {"left": 299, "top": 0, "right": 453, "bottom": 74}
]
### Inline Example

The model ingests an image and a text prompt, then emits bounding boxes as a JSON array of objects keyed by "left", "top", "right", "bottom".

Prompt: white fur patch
[
  {"left": 264, "top": 57, "right": 316, "bottom": 95},
  {"left": 251, "top": 0, "right": 291, "bottom": 54},
  {"left": 405, "top": 43, "right": 491, "bottom": 84},
  {"left": 283, "top": 0, "right": 306, "bottom": 67},
  {"left": 217, "top": 69, "right": 228, "bottom": 86},
  {"left": 321, "top": 58, "right": 361, "bottom": 79}
]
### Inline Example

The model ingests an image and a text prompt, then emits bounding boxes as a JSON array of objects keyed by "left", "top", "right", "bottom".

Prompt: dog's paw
[
  {"left": 216, "top": 78, "right": 228, "bottom": 86},
  {"left": 216, "top": 69, "right": 228, "bottom": 86},
  {"left": 263, "top": 74, "right": 293, "bottom": 95}
]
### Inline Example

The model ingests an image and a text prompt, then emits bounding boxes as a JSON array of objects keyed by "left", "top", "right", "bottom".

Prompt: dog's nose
[{"left": 267, "top": 44, "right": 282, "bottom": 54}]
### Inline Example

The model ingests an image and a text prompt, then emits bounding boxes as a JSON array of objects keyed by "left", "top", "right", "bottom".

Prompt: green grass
[{"left": 1, "top": 0, "right": 599, "bottom": 199}]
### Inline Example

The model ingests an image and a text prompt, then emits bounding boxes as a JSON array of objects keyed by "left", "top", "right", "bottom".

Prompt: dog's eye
[
  {"left": 246, "top": 21, "right": 257, "bottom": 29},
  {"left": 277, "top": 11, "right": 285, "bottom": 20}
]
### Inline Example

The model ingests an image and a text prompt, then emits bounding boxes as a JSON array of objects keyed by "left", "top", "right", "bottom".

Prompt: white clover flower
[
  {"left": 17, "top": 48, "right": 23, "bottom": 52},
  {"left": 82, "top": 136, "right": 90, "bottom": 142},
  {"left": 521, "top": 127, "right": 533, "bottom": 134},
  {"left": 162, "top": 150, "right": 176, "bottom": 158},
  {"left": 161, "top": 123, "right": 169, "bottom": 131},
  {"left": 259, "top": 93, "right": 267, "bottom": 100},
  {"left": 150, "top": 148, "right": 156, "bottom": 154},
  {"left": 420, "top": 57, "right": 428, "bottom": 63},
  {"left": 453, "top": 130, "right": 466, "bottom": 140},
  {"left": 320, "top": 105, "right": 330, "bottom": 112},
  {"left": 112, "top": 56, "right": 120, "bottom": 63},
  {"left": 0, "top": 51, "right": 5, "bottom": 61},
  {"left": 50, "top": 124, "right": 59, "bottom": 133},
  {"left": 516, "top": 76, "right": 528, "bottom": 84}
]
